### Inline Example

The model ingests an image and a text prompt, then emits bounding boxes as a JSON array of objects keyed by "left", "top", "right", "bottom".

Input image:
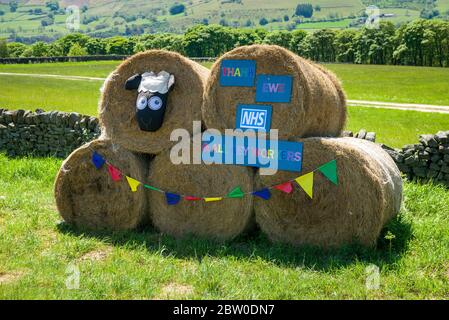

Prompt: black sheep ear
[{"left": 125, "top": 74, "right": 142, "bottom": 90}]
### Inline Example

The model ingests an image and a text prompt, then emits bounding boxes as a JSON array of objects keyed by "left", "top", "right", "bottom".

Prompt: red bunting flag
[
  {"left": 107, "top": 164, "right": 122, "bottom": 182},
  {"left": 185, "top": 196, "right": 203, "bottom": 201},
  {"left": 274, "top": 182, "right": 293, "bottom": 194}
]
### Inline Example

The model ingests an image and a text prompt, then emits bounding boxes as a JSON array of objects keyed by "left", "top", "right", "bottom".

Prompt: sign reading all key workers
[
  {"left": 220, "top": 60, "right": 256, "bottom": 87},
  {"left": 202, "top": 135, "right": 303, "bottom": 173},
  {"left": 256, "top": 75, "right": 293, "bottom": 103}
]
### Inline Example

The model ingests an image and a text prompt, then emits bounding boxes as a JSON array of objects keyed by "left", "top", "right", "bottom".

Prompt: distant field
[
  {"left": 0, "top": 61, "right": 118, "bottom": 78},
  {"left": 0, "top": 0, "right": 444, "bottom": 37},
  {"left": 325, "top": 64, "right": 449, "bottom": 106},
  {"left": 1, "top": 61, "right": 448, "bottom": 147}
]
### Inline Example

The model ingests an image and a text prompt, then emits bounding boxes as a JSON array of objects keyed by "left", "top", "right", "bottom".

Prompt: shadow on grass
[{"left": 57, "top": 214, "right": 413, "bottom": 272}]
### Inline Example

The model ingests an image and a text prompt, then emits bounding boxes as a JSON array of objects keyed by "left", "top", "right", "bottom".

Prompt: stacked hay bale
[
  {"left": 55, "top": 50, "right": 210, "bottom": 232},
  {"left": 99, "top": 50, "right": 210, "bottom": 155},
  {"left": 147, "top": 136, "right": 254, "bottom": 241},
  {"left": 54, "top": 139, "right": 148, "bottom": 231},
  {"left": 203, "top": 45, "right": 347, "bottom": 138},
  {"left": 53, "top": 46, "right": 404, "bottom": 248},
  {"left": 254, "top": 137, "right": 403, "bottom": 248}
]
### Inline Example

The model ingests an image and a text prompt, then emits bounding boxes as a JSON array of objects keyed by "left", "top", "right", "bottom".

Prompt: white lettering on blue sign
[
  {"left": 236, "top": 104, "right": 272, "bottom": 132},
  {"left": 240, "top": 108, "right": 268, "bottom": 129}
]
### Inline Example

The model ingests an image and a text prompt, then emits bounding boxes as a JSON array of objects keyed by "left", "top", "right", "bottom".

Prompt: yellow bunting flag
[
  {"left": 126, "top": 176, "right": 141, "bottom": 192},
  {"left": 295, "top": 172, "right": 314, "bottom": 199},
  {"left": 204, "top": 197, "right": 223, "bottom": 203}
]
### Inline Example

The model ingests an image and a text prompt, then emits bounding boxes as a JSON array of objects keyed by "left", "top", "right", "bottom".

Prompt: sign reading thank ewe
[
  {"left": 203, "top": 45, "right": 347, "bottom": 140},
  {"left": 256, "top": 75, "right": 293, "bottom": 103},
  {"left": 219, "top": 59, "right": 256, "bottom": 87}
]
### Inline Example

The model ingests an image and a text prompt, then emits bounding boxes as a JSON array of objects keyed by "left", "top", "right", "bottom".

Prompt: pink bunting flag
[
  {"left": 274, "top": 182, "right": 293, "bottom": 194},
  {"left": 107, "top": 164, "right": 122, "bottom": 182}
]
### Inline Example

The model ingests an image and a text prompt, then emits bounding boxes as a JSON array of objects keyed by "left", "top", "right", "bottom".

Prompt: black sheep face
[{"left": 125, "top": 71, "right": 175, "bottom": 132}]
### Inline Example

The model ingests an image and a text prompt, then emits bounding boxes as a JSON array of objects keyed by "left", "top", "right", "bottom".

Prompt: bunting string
[{"left": 89, "top": 148, "right": 338, "bottom": 206}]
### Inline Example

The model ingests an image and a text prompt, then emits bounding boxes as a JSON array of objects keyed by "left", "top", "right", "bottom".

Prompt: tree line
[{"left": 1, "top": 19, "right": 449, "bottom": 67}]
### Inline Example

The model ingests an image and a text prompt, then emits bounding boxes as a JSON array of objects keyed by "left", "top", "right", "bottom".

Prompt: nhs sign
[{"left": 236, "top": 104, "right": 272, "bottom": 132}]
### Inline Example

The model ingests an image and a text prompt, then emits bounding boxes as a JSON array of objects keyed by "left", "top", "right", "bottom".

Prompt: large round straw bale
[
  {"left": 99, "top": 50, "right": 210, "bottom": 155},
  {"left": 203, "top": 45, "right": 346, "bottom": 138},
  {"left": 254, "top": 137, "right": 403, "bottom": 248},
  {"left": 147, "top": 139, "right": 254, "bottom": 241},
  {"left": 54, "top": 139, "right": 148, "bottom": 231}
]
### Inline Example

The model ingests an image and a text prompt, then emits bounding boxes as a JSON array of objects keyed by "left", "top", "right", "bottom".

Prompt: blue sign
[
  {"left": 202, "top": 135, "right": 303, "bottom": 173},
  {"left": 220, "top": 60, "right": 256, "bottom": 87},
  {"left": 256, "top": 75, "right": 293, "bottom": 103},
  {"left": 236, "top": 104, "right": 272, "bottom": 132}
]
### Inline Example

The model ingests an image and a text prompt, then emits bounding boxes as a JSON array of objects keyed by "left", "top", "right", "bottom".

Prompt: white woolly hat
[{"left": 138, "top": 71, "right": 175, "bottom": 94}]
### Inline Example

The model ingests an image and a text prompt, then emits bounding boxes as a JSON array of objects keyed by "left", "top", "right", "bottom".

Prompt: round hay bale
[
  {"left": 254, "top": 137, "right": 403, "bottom": 248},
  {"left": 203, "top": 45, "right": 346, "bottom": 139},
  {"left": 54, "top": 139, "right": 148, "bottom": 231},
  {"left": 99, "top": 50, "right": 210, "bottom": 155},
  {"left": 147, "top": 139, "right": 254, "bottom": 241}
]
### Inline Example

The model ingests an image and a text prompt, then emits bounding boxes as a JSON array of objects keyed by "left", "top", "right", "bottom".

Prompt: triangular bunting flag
[
  {"left": 227, "top": 187, "right": 244, "bottom": 198},
  {"left": 252, "top": 188, "right": 271, "bottom": 200},
  {"left": 295, "top": 172, "right": 314, "bottom": 199},
  {"left": 92, "top": 152, "right": 105, "bottom": 169},
  {"left": 204, "top": 197, "right": 223, "bottom": 203},
  {"left": 319, "top": 160, "right": 338, "bottom": 185},
  {"left": 274, "top": 182, "right": 293, "bottom": 194},
  {"left": 185, "top": 196, "right": 202, "bottom": 201},
  {"left": 107, "top": 164, "right": 121, "bottom": 182},
  {"left": 144, "top": 184, "right": 162, "bottom": 192},
  {"left": 126, "top": 176, "right": 140, "bottom": 192},
  {"left": 166, "top": 192, "right": 181, "bottom": 205}
]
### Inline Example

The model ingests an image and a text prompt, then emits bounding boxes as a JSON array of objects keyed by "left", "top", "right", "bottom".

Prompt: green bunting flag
[
  {"left": 318, "top": 160, "right": 338, "bottom": 185},
  {"left": 144, "top": 184, "right": 162, "bottom": 192},
  {"left": 226, "top": 187, "right": 245, "bottom": 198}
]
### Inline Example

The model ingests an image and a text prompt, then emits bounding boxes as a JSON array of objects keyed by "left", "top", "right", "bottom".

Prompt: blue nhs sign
[{"left": 236, "top": 104, "right": 272, "bottom": 132}]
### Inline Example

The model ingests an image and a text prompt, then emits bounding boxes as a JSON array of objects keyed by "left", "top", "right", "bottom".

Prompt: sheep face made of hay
[
  {"left": 125, "top": 71, "right": 175, "bottom": 132},
  {"left": 203, "top": 45, "right": 347, "bottom": 139},
  {"left": 99, "top": 50, "right": 210, "bottom": 155}
]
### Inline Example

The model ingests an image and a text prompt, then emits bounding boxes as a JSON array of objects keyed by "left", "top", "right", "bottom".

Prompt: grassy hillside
[{"left": 0, "top": 0, "right": 447, "bottom": 40}]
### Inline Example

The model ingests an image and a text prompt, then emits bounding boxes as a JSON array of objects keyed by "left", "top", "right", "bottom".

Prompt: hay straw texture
[
  {"left": 255, "top": 137, "right": 403, "bottom": 248},
  {"left": 99, "top": 50, "right": 210, "bottom": 155},
  {"left": 147, "top": 138, "right": 255, "bottom": 241},
  {"left": 54, "top": 139, "right": 148, "bottom": 231},
  {"left": 203, "top": 45, "right": 347, "bottom": 139}
]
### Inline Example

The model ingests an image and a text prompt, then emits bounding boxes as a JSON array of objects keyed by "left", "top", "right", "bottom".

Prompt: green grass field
[
  {"left": 0, "top": 153, "right": 448, "bottom": 299},
  {"left": 1, "top": 62, "right": 448, "bottom": 148},
  {"left": 325, "top": 64, "right": 449, "bottom": 106},
  {"left": 2, "top": 61, "right": 449, "bottom": 105}
]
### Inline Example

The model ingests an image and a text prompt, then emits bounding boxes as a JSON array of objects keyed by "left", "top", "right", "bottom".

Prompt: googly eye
[
  {"left": 148, "top": 96, "right": 163, "bottom": 111},
  {"left": 136, "top": 96, "right": 148, "bottom": 110}
]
